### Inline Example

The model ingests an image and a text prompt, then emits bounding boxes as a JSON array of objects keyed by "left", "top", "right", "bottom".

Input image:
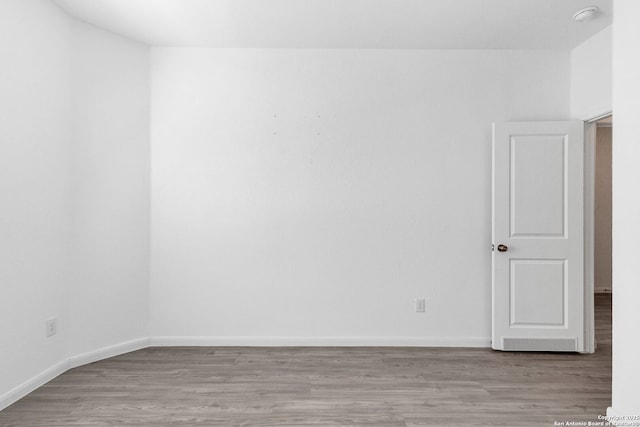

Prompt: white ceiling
[{"left": 53, "top": 0, "right": 612, "bottom": 49}]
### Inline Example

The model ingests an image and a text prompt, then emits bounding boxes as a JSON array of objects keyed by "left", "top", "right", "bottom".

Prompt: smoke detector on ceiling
[{"left": 573, "top": 6, "right": 599, "bottom": 22}]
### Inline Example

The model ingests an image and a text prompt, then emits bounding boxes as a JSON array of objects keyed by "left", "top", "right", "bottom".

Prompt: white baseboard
[
  {"left": 0, "top": 359, "right": 69, "bottom": 413},
  {"left": 148, "top": 335, "right": 491, "bottom": 348},
  {"left": 67, "top": 337, "right": 149, "bottom": 369},
  {"left": 0, "top": 337, "right": 149, "bottom": 412},
  {"left": 606, "top": 406, "right": 640, "bottom": 426},
  {"left": 595, "top": 284, "right": 613, "bottom": 293},
  {"left": 607, "top": 407, "right": 617, "bottom": 424}
]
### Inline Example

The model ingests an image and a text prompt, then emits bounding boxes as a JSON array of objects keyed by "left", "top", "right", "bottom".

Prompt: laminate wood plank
[{"left": 0, "top": 295, "right": 611, "bottom": 426}]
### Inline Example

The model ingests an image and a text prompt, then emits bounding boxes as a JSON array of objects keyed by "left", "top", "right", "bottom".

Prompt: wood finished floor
[{"left": 0, "top": 295, "right": 611, "bottom": 426}]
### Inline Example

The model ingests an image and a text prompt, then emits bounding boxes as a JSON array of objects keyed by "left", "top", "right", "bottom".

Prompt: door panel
[
  {"left": 510, "top": 259, "right": 565, "bottom": 327},
  {"left": 510, "top": 135, "right": 566, "bottom": 237},
  {"left": 492, "top": 121, "right": 584, "bottom": 352}
]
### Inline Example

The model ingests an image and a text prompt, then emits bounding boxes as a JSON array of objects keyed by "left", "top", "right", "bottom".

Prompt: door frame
[{"left": 582, "top": 109, "right": 613, "bottom": 354}]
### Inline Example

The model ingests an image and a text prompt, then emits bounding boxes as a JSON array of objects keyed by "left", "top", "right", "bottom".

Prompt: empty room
[{"left": 1, "top": 0, "right": 639, "bottom": 425}]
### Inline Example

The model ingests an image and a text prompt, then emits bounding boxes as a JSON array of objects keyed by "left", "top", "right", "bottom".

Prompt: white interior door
[{"left": 492, "top": 121, "right": 584, "bottom": 352}]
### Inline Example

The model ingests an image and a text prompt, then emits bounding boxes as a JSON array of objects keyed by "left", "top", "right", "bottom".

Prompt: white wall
[
  {"left": 150, "top": 48, "right": 570, "bottom": 344},
  {"left": 594, "top": 126, "right": 612, "bottom": 293},
  {"left": 610, "top": 0, "right": 640, "bottom": 420},
  {"left": 0, "top": 0, "right": 150, "bottom": 408},
  {"left": 68, "top": 20, "right": 150, "bottom": 356},
  {"left": 571, "top": 26, "right": 612, "bottom": 120},
  {"left": 0, "top": 0, "right": 73, "bottom": 400}
]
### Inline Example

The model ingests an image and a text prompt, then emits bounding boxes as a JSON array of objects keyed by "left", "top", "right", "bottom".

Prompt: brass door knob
[{"left": 497, "top": 244, "right": 508, "bottom": 252}]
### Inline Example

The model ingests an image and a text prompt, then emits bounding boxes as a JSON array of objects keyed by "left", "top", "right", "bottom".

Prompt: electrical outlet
[
  {"left": 415, "top": 298, "right": 426, "bottom": 313},
  {"left": 46, "top": 317, "right": 57, "bottom": 337}
]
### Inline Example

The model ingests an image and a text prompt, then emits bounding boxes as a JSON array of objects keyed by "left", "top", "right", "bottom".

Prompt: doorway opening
[
  {"left": 592, "top": 115, "right": 613, "bottom": 351},
  {"left": 593, "top": 116, "right": 612, "bottom": 295}
]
